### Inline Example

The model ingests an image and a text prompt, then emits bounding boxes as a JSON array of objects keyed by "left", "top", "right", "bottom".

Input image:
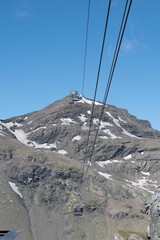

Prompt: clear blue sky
[{"left": 0, "top": 0, "right": 160, "bottom": 130}]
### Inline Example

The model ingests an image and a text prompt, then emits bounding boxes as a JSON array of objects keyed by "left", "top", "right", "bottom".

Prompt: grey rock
[
  {"left": 128, "top": 234, "right": 143, "bottom": 240},
  {"left": 145, "top": 186, "right": 160, "bottom": 240},
  {"left": 0, "top": 94, "right": 160, "bottom": 240},
  {"left": 113, "top": 233, "right": 125, "bottom": 240}
]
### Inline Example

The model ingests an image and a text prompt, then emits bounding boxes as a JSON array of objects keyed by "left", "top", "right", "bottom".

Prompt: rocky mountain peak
[{"left": 0, "top": 94, "right": 159, "bottom": 240}]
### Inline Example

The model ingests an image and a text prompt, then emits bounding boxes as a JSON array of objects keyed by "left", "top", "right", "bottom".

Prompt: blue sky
[{"left": 0, "top": 0, "right": 160, "bottom": 130}]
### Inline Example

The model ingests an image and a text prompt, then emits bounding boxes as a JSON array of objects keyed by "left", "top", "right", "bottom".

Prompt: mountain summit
[{"left": 0, "top": 94, "right": 159, "bottom": 240}]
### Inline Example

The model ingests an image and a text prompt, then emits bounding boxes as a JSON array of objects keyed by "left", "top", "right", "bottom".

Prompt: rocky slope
[{"left": 0, "top": 94, "right": 160, "bottom": 240}]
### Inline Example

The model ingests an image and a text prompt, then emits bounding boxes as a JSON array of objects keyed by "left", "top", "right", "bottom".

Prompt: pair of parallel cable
[{"left": 79, "top": 0, "right": 133, "bottom": 192}]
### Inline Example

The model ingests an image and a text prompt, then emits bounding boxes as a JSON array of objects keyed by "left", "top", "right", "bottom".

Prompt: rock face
[
  {"left": 114, "top": 233, "right": 144, "bottom": 240},
  {"left": 0, "top": 94, "right": 160, "bottom": 240},
  {"left": 145, "top": 187, "right": 160, "bottom": 239}
]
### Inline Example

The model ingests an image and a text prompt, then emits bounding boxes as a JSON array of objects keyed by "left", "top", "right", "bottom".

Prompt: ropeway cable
[
  {"left": 81, "top": 0, "right": 91, "bottom": 96},
  {"left": 83, "top": 0, "right": 133, "bottom": 181},
  {"left": 79, "top": 0, "right": 112, "bottom": 192}
]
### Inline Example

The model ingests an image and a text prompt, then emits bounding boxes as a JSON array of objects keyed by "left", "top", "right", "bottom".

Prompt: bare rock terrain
[{"left": 0, "top": 94, "right": 160, "bottom": 239}]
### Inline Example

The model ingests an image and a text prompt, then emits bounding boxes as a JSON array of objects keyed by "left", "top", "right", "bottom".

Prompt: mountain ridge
[{"left": 0, "top": 94, "right": 159, "bottom": 240}]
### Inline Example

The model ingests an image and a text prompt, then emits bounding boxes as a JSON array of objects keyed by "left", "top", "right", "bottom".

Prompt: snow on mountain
[
  {"left": 9, "top": 181, "right": 23, "bottom": 198},
  {"left": 72, "top": 135, "right": 81, "bottom": 141},
  {"left": 0, "top": 94, "right": 160, "bottom": 240},
  {"left": 78, "top": 114, "right": 87, "bottom": 122},
  {"left": 106, "top": 111, "right": 141, "bottom": 139}
]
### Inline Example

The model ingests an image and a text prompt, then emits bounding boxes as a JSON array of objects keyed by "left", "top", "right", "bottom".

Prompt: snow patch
[
  {"left": 78, "top": 114, "right": 87, "bottom": 122},
  {"left": 87, "top": 110, "right": 91, "bottom": 114},
  {"left": 93, "top": 118, "right": 112, "bottom": 127},
  {"left": 101, "top": 129, "right": 120, "bottom": 139},
  {"left": 78, "top": 96, "right": 103, "bottom": 106},
  {"left": 61, "top": 118, "right": 76, "bottom": 125},
  {"left": 141, "top": 171, "right": 150, "bottom": 176},
  {"left": 57, "top": 150, "right": 68, "bottom": 155},
  {"left": 9, "top": 182, "right": 23, "bottom": 198},
  {"left": 105, "top": 112, "right": 141, "bottom": 139},
  {"left": 124, "top": 154, "right": 132, "bottom": 160},
  {"left": 118, "top": 116, "right": 126, "bottom": 123},
  {"left": 99, "top": 136, "right": 108, "bottom": 139},
  {"left": 14, "top": 129, "right": 29, "bottom": 145},
  {"left": 126, "top": 177, "right": 158, "bottom": 192},
  {"left": 131, "top": 161, "right": 135, "bottom": 163},
  {"left": 92, "top": 118, "right": 118, "bottom": 139},
  {"left": 81, "top": 122, "right": 89, "bottom": 131},
  {"left": 34, "top": 142, "right": 57, "bottom": 149},
  {"left": 122, "top": 128, "right": 140, "bottom": 138},
  {"left": 72, "top": 135, "right": 81, "bottom": 141},
  {"left": 0, "top": 121, "right": 22, "bottom": 129},
  {"left": 97, "top": 159, "right": 122, "bottom": 168},
  {"left": 28, "top": 126, "right": 46, "bottom": 133},
  {"left": 87, "top": 161, "right": 92, "bottom": 166},
  {"left": 98, "top": 172, "right": 113, "bottom": 180},
  {"left": 1, "top": 121, "right": 57, "bottom": 149},
  {"left": 126, "top": 178, "right": 148, "bottom": 190}
]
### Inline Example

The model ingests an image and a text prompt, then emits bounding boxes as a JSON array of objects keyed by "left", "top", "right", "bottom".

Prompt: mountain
[{"left": 0, "top": 94, "right": 159, "bottom": 240}]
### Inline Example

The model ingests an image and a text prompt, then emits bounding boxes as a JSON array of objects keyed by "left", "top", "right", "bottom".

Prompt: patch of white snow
[
  {"left": 29, "top": 126, "right": 46, "bottom": 133},
  {"left": 57, "top": 150, "right": 68, "bottom": 155},
  {"left": 81, "top": 122, "right": 89, "bottom": 131},
  {"left": 126, "top": 177, "right": 157, "bottom": 192},
  {"left": 101, "top": 129, "right": 120, "bottom": 139},
  {"left": 1, "top": 122, "right": 57, "bottom": 149},
  {"left": 87, "top": 161, "right": 92, "bottom": 166},
  {"left": 72, "top": 135, "right": 81, "bottom": 141},
  {"left": 141, "top": 171, "right": 150, "bottom": 176},
  {"left": 61, "top": 118, "right": 76, "bottom": 125},
  {"left": 78, "top": 114, "right": 87, "bottom": 122},
  {"left": 9, "top": 181, "right": 23, "bottom": 198},
  {"left": 78, "top": 96, "right": 103, "bottom": 106},
  {"left": 105, "top": 112, "right": 141, "bottom": 139},
  {"left": 122, "top": 128, "right": 141, "bottom": 139},
  {"left": 99, "top": 136, "right": 108, "bottom": 139},
  {"left": 118, "top": 116, "right": 126, "bottom": 123},
  {"left": 34, "top": 142, "right": 57, "bottom": 149},
  {"left": 124, "top": 154, "right": 132, "bottom": 160},
  {"left": 97, "top": 159, "right": 122, "bottom": 168},
  {"left": 93, "top": 118, "right": 112, "bottom": 127},
  {"left": 98, "top": 172, "right": 113, "bottom": 180}
]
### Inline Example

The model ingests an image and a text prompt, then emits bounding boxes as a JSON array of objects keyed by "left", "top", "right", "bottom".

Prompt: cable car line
[
  {"left": 79, "top": 0, "right": 112, "bottom": 192},
  {"left": 81, "top": 0, "right": 91, "bottom": 96},
  {"left": 81, "top": 0, "right": 112, "bottom": 174},
  {"left": 103, "top": 0, "right": 132, "bottom": 104},
  {"left": 83, "top": 0, "right": 133, "bottom": 181}
]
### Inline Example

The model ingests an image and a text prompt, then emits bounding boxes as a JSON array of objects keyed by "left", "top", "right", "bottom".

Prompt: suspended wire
[
  {"left": 81, "top": 0, "right": 91, "bottom": 96},
  {"left": 84, "top": 0, "right": 133, "bottom": 180},
  {"left": 82, "top": 0, "right": 112, "bottom": 172},
  {"left": 79, "top": 0, "right": 112, "bottom": 192}
]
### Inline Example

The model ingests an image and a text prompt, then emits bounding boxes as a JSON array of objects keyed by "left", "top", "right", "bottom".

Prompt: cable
[
  {"left": 84, "top": 0, "right": 133, "bottom": 180},
  {"left": 82, "top": 0, "right": 112, "bottom": 171},
  {"left": 81, "top": 0, "right": 91, "bottom": 96},
  {"left": 79, "top": 0, "right": 112, "bottom": 192}
]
